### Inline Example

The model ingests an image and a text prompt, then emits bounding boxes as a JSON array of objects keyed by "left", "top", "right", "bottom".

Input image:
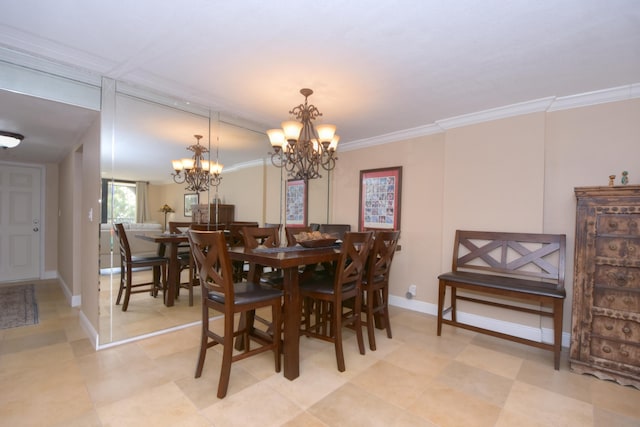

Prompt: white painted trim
[
  {"left": 42, "top": 270, "right": 58, "bottom": 280},
  {"left": 79, "top": 309, "right": 99, "bottom": 351},
  {"left": 96, "top": 315, "right": 221, "bottom": 350},
  {"left": 436, "top": 97, "right": 555, "bottom": 130},
  {"left": 0, "top": 59, "right": 101, "bottom": 111},
  {"left": 389, "top": 295, "right": 570, "bottom": 348},
  {"left": 340, "top": 83, "right": 640, "bottom": 152}
]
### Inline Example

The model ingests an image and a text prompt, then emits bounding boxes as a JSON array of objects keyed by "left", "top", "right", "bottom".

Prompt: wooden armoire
[{"left": 570, "top": 185, "right": 640, "bottom": 388}]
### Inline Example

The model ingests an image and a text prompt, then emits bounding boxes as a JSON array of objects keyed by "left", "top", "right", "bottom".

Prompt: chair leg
[
  {"left": 354, "top": 292, "right": 365, "bottom": 356},
  {"left": 195, "top": 305, "right": 209, "bottom": 378},
  {"left": 333, "top": 300, "right": 345, "bottom": 372},
  {"left": 382, "top": 286, "right": 392, "bottom": 339},
  {"left": 366, "top": 290, "right": 377, "bottom": 351},
  {"left": 217, "top": 314, "right": 235, "bottom": 399},
  {"left": 437, "top": 281, "right": 446, "bottom": 336},
  {"left": 122, "top": 266, "right": 133, "bottom": 311},
  {"left": 115, "top": 266, "right": 125, "bottom": 305}
]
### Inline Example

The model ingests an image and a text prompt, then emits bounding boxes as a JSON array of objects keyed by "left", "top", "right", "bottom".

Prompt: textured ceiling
[{"left": 0, "top": 0, "right": 639, "bottom": 180}]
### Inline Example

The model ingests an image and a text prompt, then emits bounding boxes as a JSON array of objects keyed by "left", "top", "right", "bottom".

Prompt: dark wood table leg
[
  {"left": 165, "top": 242, "right": 178, "bottom": 307},
  {"left": 282, "top": 266, "right": 300, "bottom": 380}
]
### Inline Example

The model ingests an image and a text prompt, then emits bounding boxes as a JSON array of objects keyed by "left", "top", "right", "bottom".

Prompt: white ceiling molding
[
  {"left": 547, "top": 83, "right": 640, "bottom": 112},
  {"left": 340, "top": 83, "right": 640, "bottom": 152},
  {"left": 0, "top": 59, "right": 101, "bottom": 111},
  {"left": 221, "top": 158, "right": 266, "bottom": 173},
  {"left": 436, "top": 97, "right": 556, "bottom": 130},
  {"left": 339, "top": 123, "right": 442, "bottom": 152},
  {"left": 0, "top": 46, "right": 102, "bottom": 86}
]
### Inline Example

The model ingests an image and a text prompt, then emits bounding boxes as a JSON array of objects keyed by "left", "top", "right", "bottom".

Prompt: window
[{"left": 101, "top": 179, "right": 137, "bottom": 224}]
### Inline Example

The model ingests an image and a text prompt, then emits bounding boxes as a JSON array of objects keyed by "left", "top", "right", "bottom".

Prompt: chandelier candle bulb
[{"left": 267, "top": 88, "right": 339, "bottom": 180}]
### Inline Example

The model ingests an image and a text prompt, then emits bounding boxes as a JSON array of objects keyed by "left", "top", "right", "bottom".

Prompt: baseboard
[
  {"left": 42, "top": 270, "right": 57, "bottom": 280},
  {"left": 388, "top": 295, "right": 570, "bottom": 348},
  {"left": 79, "top": 310, "right": 99, "bottom": 350}
]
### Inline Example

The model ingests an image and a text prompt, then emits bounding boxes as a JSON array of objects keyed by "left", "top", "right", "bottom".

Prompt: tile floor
[{"left": 1, "top": 280, "right": 639, "bottom": 427}]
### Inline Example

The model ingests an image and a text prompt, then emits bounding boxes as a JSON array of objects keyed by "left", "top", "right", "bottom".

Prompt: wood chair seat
[
  {"left": 114, "top": 223, "right": 168, "bottom": 311},
  {"left": 359, "top": 230, "right": 400, "bottom": 350},
  {"left": 299, "top": 231, "right": 373, "bottom": 372},
  {"left": 188, "top": 229, "right": 282, "bottom": 399}
]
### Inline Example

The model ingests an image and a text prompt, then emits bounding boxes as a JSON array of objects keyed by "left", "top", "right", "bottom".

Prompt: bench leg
[
  {"left": 553, "top": 299, "right": 563, "bottom": 370},
  {"left": 437, "top": 281, "right": 446, "bottom": 336}
]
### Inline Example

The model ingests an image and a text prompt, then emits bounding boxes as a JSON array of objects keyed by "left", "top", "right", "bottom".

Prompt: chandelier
[
  {"left": 267, "top": 88, "right": 339, "bottom": 180},
  {"left": 171, "top": 134, "right": 223, "bottom": 192}
]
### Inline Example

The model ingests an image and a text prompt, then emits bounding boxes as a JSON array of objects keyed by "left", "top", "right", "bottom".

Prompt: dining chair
[
  {"left": 113, "top": 223, "right": 168, "bottom": 311},
  {"left": 228, "top": 221, "right": 259, "bottom": 281},
  {"left": 299, "top": 231, "right": 373, "bottom": 372},
  {"left": 169, "top": 221, "right": 198, "bottom": 306},
  {"left": 241, "top": 226, "right": 282, "bottom": 283},
  {"left": 188, "top": 229, "right": 282, "bottom": 399},
  {"left": 360, "top": 230, "right": 400, "bottom": 350},
  {"left": 319, "top": 224, "right": 351, "bottom": 239}
]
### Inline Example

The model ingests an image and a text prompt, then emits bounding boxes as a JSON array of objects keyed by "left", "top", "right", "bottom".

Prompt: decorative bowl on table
[
  {"left": 299, "top": 238, "right": 338, "bottom": 248},
  {"left": 295, "top": 231, "right": 339, "bottom": 248}
]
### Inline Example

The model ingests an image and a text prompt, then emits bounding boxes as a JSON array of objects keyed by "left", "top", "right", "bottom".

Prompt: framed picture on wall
[
  {"left": 184, "top": 193, "right": 199, "bottom": 217},
  {"left": 286, "top": 179, "right": 307, "bottom": 227},
  {"left": 359, "top": 166, "right": 402, "bottom": 231}
]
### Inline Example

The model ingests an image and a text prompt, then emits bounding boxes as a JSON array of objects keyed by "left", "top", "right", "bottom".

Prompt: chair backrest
[
  {"left": 190, "top": 223, "right": 225, "bottom": 231},
  {"left": 365, "top": 230, "right": 401, "bottom": 284},
  {"left": 228, "top": 222, "right": 259, "bottom": 246},
  {"left": 285, "top": 226, "right": 313, "bottom": 247},
  {"left": 334, "top": 231, "right": 373, "bottom": 290},
  {"left": 319, "top": 224, "right": 351, "bottom": 239},
  {"left": 188, "top": 230, "right": 234, "bottom": 302},
  {"left": 168, "top": 221, "right": 193, "bottom": 234},
  {"left": 114, "top": 223, "right": 132, "bottom": 263},
  {"left": 242, "top": 226, "right": 280, "bottom": 249}
]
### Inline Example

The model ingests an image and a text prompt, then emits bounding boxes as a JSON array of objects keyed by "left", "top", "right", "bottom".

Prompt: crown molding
[
  {"left": 222, "top": 158, "right": 265, "bottom": 173},
  {"left": 0, "top": 46, "right": 102, "bottom": 86},
  {"left": 341, "top": 83, "right": 640, "bottom": 151},
  {"left": 436, "top": 97, "right": 555, "bottom": 130},
  {"left": 547, "top": 83, "right": 640, "bottom": 112},
  {"left": 339, "top": 123, "right": 442, "bottom": 152}
]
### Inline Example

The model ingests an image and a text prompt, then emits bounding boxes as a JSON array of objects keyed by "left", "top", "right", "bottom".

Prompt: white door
[{"left": 0, "top": 164, "right": 41, "bottom": 281}]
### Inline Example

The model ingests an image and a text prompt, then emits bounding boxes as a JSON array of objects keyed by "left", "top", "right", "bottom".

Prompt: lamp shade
[
  {"left": 0, "top": 131, "right": 24, "bottom": 148},
  {"left": 315, "top": 124, "right": 336, "bottom": 142},
  {"left": 282, "top": 121, "right": 303, "bottom": 141}
]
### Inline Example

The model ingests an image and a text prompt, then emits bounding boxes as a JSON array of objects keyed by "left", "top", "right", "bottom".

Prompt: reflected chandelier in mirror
[{"left": 171, "top": 134, "right": 223, "bottom": 192}]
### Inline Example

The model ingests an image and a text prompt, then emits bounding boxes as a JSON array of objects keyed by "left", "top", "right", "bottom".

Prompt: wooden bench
[{"left": 437, "top": 230, "right": 566, "bottom": 369}]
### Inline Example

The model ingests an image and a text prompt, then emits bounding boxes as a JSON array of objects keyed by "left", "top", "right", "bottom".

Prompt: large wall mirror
[{"left": 99, "top": 82, "right": 331, "bottom": 346}]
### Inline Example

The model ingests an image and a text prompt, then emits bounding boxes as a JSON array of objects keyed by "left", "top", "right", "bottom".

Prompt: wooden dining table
[
  {"left": 136, "top": 233, "right": 188, "bottom": 307},
  {"left": 228, "top": 244, "right": 341, "bottom": 380}
]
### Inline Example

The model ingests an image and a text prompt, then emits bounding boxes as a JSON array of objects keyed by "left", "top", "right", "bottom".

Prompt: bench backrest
[{"left": 452, "top": 230, "right": 566, "bottom": 288}]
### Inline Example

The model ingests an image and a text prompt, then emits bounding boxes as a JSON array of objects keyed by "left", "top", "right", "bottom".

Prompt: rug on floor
[{"left": 0, "top": 284, "right": 39, "bottom": 329}]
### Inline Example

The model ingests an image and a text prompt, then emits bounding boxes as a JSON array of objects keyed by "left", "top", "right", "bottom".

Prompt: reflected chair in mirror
[
  {"left": 188, "top": 230, "right": 282, "bottom": 398},
  {"left": 319, "top": 224, "right": 351, "bottom": 240},
  {"left": 361, "top": 230, "right": 400, "bottom": 350},
  {"left": 169, "top": 221, "right": 198, "bottom": 306},
  {"left": 114, "top": 223, "right": 168, "bottom": 311},
  {"left": 190, "top": 223, "right": 226, "bottom": 231},
  {"left": 242, "top": 226, "right": 282, "bottom": 286},
  {"left": 228, "top": 222, "right": 259, "bottom": 281},
  {"left": 299, "top": 231, "right": 373, "bottom": 372}
]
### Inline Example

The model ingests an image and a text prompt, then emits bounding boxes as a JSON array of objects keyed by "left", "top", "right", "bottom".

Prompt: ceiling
[{"left": 0, "top": 1, "right": 639, "bottom": 181}]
